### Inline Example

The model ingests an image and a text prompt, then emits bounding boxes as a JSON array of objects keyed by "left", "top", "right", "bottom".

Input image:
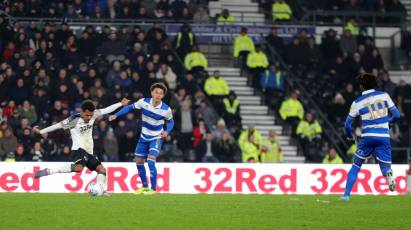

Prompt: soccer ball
[{"left": 88, "top": 182, "right": 104, "bottom": 196}]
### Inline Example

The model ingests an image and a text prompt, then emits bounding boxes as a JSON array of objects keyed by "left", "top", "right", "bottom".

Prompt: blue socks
[
  {"left": 136, "top": 164, "right": 148, "bottom": 188},
  {"left": 343, "top": 164, "right": 360, "bottom": 197},
  {"left": 378, "top": 161, "right": 392, "bottom": 177},
  {"left": 344, "top": 154, "right": 364, "bottom": 197},
  {"left": 148, "top": 159, "right": 157, "bottom": 191}
]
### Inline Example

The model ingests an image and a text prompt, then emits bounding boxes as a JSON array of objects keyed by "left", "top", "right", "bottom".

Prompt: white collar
[{"left": 361, "top": 89, "right": 375, "bottom": 95}]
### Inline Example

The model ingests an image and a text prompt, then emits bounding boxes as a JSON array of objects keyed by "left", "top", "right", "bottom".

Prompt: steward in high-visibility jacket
[
  {"left": 175, "top": 31, "right": 194, "bottom": 49},
  {"left": 174, "top": 24, "right": 195, "bottom": 59},
  {"left": 272, "top": 0, "right": 292, "bottom": 21},
  {"left": 184, "top": 49, "right": 208, "bottom": 71},
  {"left": 260, "top": 130, "right": 283, "bottom": 163},
  {"left": 322, "top": 148, "right": 344, "bottom": 164},
  {"left": 260, "top": 65, "right": 286, "bottom": 91},
  {"left": 296, "top": 114, "right": 322, "bottom": 141},
  {"left": 217, "top": 9, "right": 235, "bottom": 25},
  {"left": 246, "top": 49, "right": 269, "bottom": 69},
  {"left": 241, "top": 138, "right": 261, "bottom": 163},
  {"left": 344, "top": 20, "right": 359, "bottom": 36},
  {"left": 223, "top": 91, "right": 240, "bottom": 115},
  {"left": 238, "top": 126, "right": 263, "bottom": 151},
  {"left": 279, "top": 92, "right": 304, "bottom": 121},
  {"left": 204, "top": 73, "right": 229, "bottom": 96},
  {"left": 233, "top": 27, "right": 255, "bottom": 58}
]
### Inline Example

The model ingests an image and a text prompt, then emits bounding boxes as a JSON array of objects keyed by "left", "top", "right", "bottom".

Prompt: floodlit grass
[{"left": 0, "top": 193, "right": 410, "bottom": 230}]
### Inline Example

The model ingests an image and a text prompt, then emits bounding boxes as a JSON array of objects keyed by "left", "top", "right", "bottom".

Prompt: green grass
[{"left": 0, "top": 194, "right": 410, "bottom": 230}]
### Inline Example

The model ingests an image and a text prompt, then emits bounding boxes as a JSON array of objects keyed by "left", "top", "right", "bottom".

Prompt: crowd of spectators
[
  {"left": 0, "top": 11, "right": 246, "bottom": 163},
  {"left": 258, "top": 0, "right": 407, "bottom": 24},
  {"left": 261, "top": 19, "right": 411, "bottom": 163},
  {"left": 0, "top": 0, "right": 212, "bottom": 22},
  {"left": 228, "top": 15, "right": 410, "bottom": 163}
]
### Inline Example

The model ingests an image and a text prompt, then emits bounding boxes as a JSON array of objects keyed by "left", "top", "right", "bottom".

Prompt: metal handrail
[{"left": 260, "top": 34, "right": 350, "bottom": 161}]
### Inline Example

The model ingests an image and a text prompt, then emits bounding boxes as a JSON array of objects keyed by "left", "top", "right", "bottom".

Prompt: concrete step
[
  {"left": 240, "top": 109, "right": 268, "bottom": 115},
  {"left": 259, "top": 128, "right": 284, "bottom": 135},
  {"left": 238, "top": 98, "right": 260, "bottom": 104},
  {"left": 233, "top": 90, "right": 254, "bottom": 95},
  {"left": 242, "top": 119, "right": 275, "bottom": 125},
  {"left": 227, "top": 81, "right": 248, "bottom": 86},
  {"left": 238, "top": 99, "right": 261, "bottom": 105},
  {"left": 241, "top": 105, "right": 268, "bottom": 111},
  {"left": 283, "top": 155, "right": 305, "bottom": 163},
  {"left": 279, "top": 151, "right": 299, "bottom": 157},
  {"left": 225, "top": 77, "right": 247, "bottom": 82},
  {"left": 241, "top": 115, "right": 273, "bottom": 120},
  {"left": 209, "top": 67, "right": 240, "bottom": 71},
  {"left": 254, "top": 125, "right": 285, "bottom": 132},
  {"left": 230, "top": 86, "right": 254, "bottom": 91},
  {"left": 237, "top": 95, "right": 260, "bottom": 100}
]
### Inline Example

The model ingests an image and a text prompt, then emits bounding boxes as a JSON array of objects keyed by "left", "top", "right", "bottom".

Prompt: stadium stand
[{"left": 0, "top": 0, "right": 410, "bottom": 164}]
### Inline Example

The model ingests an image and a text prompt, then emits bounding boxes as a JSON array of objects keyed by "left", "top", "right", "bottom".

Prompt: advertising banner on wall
[
  {"left": 164, "top": 24, "right": 316, "bottom": 44},
  {"left": 0, "top": 163, "right": 408, "bottom": 195}
]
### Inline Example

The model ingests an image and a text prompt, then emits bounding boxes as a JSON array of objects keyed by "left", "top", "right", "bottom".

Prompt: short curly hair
[
  {"left": 357, "top": 73, "right": 379, "bottom": 90},
  {"left": 81, "top": 100, "right": 96, "bottom": 112}
]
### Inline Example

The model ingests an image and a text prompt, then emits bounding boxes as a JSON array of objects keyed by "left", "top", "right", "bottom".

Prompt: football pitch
[{"left": 0, "top": 194, "right": 410, "bottom": 230}]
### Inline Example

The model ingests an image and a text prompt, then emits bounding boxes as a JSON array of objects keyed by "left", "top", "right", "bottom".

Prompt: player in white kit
[{"left": 33, "top": 98, "right": 129, "bottom": 195}]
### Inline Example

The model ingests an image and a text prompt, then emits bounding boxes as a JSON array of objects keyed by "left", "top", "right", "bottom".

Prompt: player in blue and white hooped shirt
[
  {"left": 109, "top": 83, "right": 174, "bottom": 195},
  {"left": 342, "top": 73, "right": 400, "bottom": 201}
]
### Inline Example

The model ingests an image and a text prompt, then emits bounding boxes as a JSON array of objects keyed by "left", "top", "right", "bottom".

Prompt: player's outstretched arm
[
  {"left": 33, "top": 123, "right": 63, "bottom": 135},
  {"left": 98, "top": 98, "right": 130, "bottom": 116},
  {"left": 109, "top": 104, "right": 135, "bottom": 121}
]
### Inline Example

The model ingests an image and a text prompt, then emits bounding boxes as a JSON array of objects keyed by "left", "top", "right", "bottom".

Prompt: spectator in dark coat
[
  {"left": 340, "top": 29, "right": 357, "bottom": 57},
  {"left": 118, "top": 129, "right": 137, "bottom": 162},
  {"left": 77, "top": 31, "right": 96, "bottom": 59},
  {"left": 378, "top": 71, "right": 397, "bottom": 98},
  {"left": 265, "top": 28, "right": 284, "bottom": 56},
  {"left": 363, "top": 48, "right": 384, "bottom": 72},
  {"left": 11, "top": 79, "right": 29, "bottom": 105},
  {"left": 286, "top": 36, "right": 309, "bottom": 68},
  {"left": 195, "top": 132, "right": 220, "bottom": 162},
  {"left": 321, "top": 29, "right": 341, "bottom": 62},
  {"left": 97, "top": 33, "right": 126, "bottom": 62}
]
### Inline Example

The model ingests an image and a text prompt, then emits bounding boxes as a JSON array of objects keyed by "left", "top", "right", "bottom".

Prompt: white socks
[
  {"left": 407, "top": 175, "right": 411, "bottom": 193},
  {"left": 97, "top": 173, "right": 106, "bottom": 186},
  {"left": 49, "top": 164, "right": 73, "bottom": 175}
]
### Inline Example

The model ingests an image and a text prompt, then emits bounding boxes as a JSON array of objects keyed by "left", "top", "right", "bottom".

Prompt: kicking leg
[
  {"left": 95, "top": 164, "right": 107, "bottom": 185},
  {"left": 35, "top": 164, "right": 83, "bottom": 178},
  {"left": 342, "top": 154, "right": 365, "bottom": 200},
  {"left": 95, "top": 164, "right": 110, "bottom": 196}
]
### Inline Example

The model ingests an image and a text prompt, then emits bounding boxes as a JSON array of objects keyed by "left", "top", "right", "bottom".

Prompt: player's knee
[
  {"left": 96, "top": 165, "right": 106, "bottom": 174},
  {"left": 353, "top": 155, "right": 364, "bottom": 168},
  {"left": 135, "top": 157, "right": 145, "bottom": 164},
  {"left": 148, "top": 155, "right": 157, "bottom": 161},
  {"left": 73, "top": 164, "right": 84, "bottom": 172}
]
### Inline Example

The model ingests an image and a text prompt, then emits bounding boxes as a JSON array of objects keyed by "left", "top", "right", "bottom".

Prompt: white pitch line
[{"left": 316, "top": 199, "right": 331, "bottom": 203}]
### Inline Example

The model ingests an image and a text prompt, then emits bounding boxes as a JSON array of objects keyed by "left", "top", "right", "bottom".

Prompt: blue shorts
[
  {"left": 355, "top": 137, "right": 391, "bottom": 163},
  {"left": 135, "top": 138, "right": 163, "bottom": 159}
]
